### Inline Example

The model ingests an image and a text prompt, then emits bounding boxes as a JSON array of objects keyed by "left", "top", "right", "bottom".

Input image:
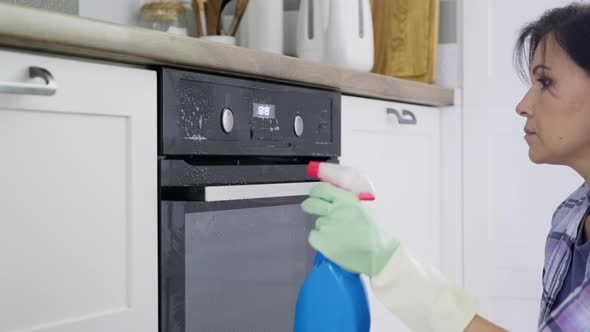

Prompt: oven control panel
[{"left": 159, "top": 68, "right": 341, "bottom": 157}]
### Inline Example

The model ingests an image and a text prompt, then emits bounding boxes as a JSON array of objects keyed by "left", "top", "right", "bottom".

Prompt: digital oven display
[{"left": 252, "top": 103, "right": 276, "bottom": 119}]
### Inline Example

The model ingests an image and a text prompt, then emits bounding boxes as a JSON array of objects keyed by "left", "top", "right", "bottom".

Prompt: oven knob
[
  {"left": 221, "top": 107, "right": 234, "bottom": 134},
  {"left": 294, "top": 115, "right": 304, "bottom": 137}
]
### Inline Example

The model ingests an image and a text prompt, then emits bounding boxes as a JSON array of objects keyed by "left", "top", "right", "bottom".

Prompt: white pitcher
[
  {"left": 323, "top": 0, "right": 374, "bottom": 72},
  {"left": 237, "top": 0, "right": 284, "bottom": 54},
  {"left": 296, "top": 0, "right": 374, "bottom": 71},
  {"left": 296, "top": 0, "right": 330, "bottom": 62}
]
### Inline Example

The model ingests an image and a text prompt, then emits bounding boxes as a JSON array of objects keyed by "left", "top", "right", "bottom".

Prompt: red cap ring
[{"left": 307, "top": 161, "right": 321, "bottom": 178}]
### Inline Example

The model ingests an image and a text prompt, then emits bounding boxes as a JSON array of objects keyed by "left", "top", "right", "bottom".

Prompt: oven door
[{"left": 160, "top": 182, "right": 317, "bottom": 332}]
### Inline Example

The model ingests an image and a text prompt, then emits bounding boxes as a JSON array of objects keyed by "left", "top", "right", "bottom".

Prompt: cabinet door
[
  {"left": 0, "top": 49, "right": 157, "bottom": 332},
  {"left": 341, "top": 95, "right": 441, "bottom": 332}
]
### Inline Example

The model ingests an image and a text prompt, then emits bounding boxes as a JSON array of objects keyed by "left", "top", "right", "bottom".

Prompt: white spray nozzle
[{"left": 307, "top": 162, "right": 376, "bottom": 201}]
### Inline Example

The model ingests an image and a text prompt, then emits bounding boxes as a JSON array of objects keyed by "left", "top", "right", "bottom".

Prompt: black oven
[{"left": 158, "top": 68, "right": 341, "bottom": 331}]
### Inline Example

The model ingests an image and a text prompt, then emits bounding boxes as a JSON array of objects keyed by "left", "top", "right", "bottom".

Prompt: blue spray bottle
[{"left": 294, "top": 162, "right": 375, "bottom": 332}]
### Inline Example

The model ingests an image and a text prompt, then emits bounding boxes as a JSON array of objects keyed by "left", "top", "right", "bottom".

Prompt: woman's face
[{"left": 516, "top": 34, "right": 590, "bottom": 167}]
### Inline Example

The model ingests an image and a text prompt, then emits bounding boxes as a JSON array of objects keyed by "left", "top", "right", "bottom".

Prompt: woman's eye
[{"left": 537, "top": 77, "right": 551, "bottom": 89}]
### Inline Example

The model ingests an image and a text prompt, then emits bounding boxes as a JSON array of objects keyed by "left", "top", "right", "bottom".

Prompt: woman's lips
[{"left": 524, "top": 128, "right": 536, "bottom": 135}]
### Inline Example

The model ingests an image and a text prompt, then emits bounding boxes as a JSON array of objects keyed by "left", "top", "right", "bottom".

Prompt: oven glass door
[{"left": 160, "top": 183, "right": 317, "bottom": 332}]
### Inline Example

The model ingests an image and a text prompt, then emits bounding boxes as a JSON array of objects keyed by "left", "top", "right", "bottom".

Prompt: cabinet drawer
[
  {"left": 342, "top": 95, "right": 439, "bottom": 134},
  {"left": 0, "top": 48, "right": 154, "bottom": 115}
]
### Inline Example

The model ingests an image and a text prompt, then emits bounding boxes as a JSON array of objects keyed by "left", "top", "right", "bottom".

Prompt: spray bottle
[{"left": 294, "top": 161, "right": 374, "bottom": 332}]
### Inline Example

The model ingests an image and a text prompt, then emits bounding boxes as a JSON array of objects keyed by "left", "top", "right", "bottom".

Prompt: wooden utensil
[
  {"left": 205, "top": 0, "right": 232, "bottom": 35},
  {"left": 205, "top": 0, "right": 222, "bottom": 35},
  {"left": 192, "top": 0, "right": 207, "bottom": 36},
  {"left": 227, "top": 0, "right": 249, "bottom": 36},
  {"left": 371, "top": 0, "right": 439, "bottom": 83}
]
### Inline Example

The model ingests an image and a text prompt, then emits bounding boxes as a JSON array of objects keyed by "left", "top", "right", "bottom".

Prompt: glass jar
[{"left": 140, "top": 1, "right": 188, "bottom": 35}]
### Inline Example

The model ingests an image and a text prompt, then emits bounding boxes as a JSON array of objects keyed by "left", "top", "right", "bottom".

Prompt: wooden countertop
[{"left": 0, "top": 4, "right": 454, "bottom": 106}]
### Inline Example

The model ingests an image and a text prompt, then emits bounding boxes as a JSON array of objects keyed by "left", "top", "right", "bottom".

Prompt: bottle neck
[{"left": 314, "top": 252, "right": 359, "bottom": 277}]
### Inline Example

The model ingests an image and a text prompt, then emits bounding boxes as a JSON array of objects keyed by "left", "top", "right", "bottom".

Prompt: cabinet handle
[
  {"left": 387, "top": 108, "right": 417, "bottom": 125},
  {"left": 0, "top": 67, "right": 57, "bottom": 96}
]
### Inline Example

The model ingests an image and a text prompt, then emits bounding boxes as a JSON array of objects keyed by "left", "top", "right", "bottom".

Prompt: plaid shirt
[{"left": 539, "top": 183, "right": 590, "bottom": 331}]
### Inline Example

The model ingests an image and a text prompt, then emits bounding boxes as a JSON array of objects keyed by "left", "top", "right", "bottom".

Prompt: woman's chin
[{"left": 528, "top": 149, "right": 545, "bottom": 164}]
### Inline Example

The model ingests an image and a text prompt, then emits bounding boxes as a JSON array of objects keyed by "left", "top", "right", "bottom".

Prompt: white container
[
  {"left": 324, "top": 0, "right": 374, "bottom": 71},
  {"left": 238, "top": 0, "right": 283, "bottom": 54},
  {"left": 200, "top": 35, "right": 237, "bottom": 46},
  {"left": 296, "top": 0, "right": 330, "bottom": 62}
]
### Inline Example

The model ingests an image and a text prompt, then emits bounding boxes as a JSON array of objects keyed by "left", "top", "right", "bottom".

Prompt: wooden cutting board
[{"left": 370, "top": 0, "right": 439, "bottom": 83}]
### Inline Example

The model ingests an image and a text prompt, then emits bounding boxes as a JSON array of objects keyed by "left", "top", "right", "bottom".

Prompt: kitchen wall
[
  {"left": 439, "top": 0, "right": 457, "bottom": 44},
  {"left": 79, "top": 0, "right": 141, "bottom": 26},
  {"left": 76, "top": 0, "right": 298, "bottom": 27},
  {"left": 0, "top": 0, "right": 78, "bottom": 14},
  {"left": 0, "top": 0, "right": 142, "bottom": 25}
]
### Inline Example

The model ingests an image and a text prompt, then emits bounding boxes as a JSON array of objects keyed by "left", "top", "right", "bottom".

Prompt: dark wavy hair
[{"left": 513, "top": 2, "right": 590, "bottom": 82}]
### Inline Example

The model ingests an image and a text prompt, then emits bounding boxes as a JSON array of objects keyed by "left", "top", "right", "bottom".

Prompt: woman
[{"left": 302, "top": 3, "right": 590, "bottom": 331}]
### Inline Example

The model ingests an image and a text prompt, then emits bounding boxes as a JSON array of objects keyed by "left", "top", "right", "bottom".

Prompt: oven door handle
[{"left": 162, "top": 182, "right": 319, "bottom": 202}]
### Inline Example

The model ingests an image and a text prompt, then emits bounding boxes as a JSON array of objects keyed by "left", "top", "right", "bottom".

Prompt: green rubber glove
[{"left": 301, "top": 183, "right": 400, "bottom": 277}]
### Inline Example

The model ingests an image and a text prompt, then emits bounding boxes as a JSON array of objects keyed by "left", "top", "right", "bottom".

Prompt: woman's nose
[{"left": 516, "top": 89, "right": 533, "bottom": 118}]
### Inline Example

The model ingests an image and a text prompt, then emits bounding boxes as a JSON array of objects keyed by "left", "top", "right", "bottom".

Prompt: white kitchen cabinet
[
  {"left": 341, "top": 95, "right": 441, "bottom": 332},
  {"left": 0, "top": 49, "right": 157, "bottom": 332}
]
